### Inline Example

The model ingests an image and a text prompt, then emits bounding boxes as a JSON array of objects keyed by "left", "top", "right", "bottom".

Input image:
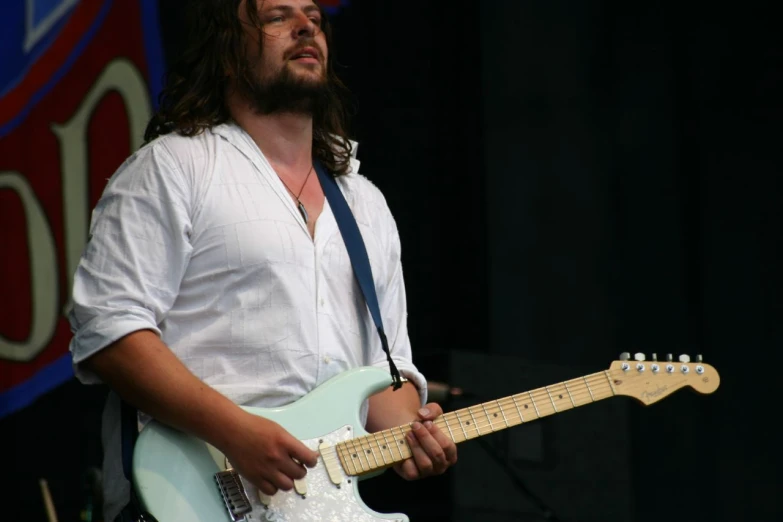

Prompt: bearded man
[{"left": 68, "top": 1, "right": 457, "bottom": 520}]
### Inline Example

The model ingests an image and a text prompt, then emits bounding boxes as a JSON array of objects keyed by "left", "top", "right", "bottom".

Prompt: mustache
[{"left": 285, "top": 40, "right": 324, "bottom": 61}]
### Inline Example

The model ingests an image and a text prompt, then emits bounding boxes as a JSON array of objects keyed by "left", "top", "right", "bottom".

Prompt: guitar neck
[{"left": 335, "top": 370, "right": 617, "bottom": 476}]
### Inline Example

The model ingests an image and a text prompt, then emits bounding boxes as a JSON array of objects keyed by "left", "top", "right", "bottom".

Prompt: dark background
[{"left": 5, "top": 1, "right": 781, "bottom": 521}]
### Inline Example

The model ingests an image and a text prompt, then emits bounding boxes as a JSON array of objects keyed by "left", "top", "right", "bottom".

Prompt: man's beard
[{"left": 241, "top": 62, "right": 328, "bottom": 116}]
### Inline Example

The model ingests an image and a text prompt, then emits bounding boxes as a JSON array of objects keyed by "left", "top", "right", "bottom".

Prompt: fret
[
  {"left": 441, "top": 414, "right": 457, "bottom": 443},
  {"left": 563, "top": 381, "right": 577, "bottom": 407},
  {"left": 374, "top": 437, "right": 385, "bottom": 468},
  {"left": 395, "top": 426, "right": 412, "bottom": 459},
  {"left": 357, "top": 437, "right": 378, "bottom": 471},
  {"left": 527, "top": 391, "right": 541, "bottom": 418},
  {"left": 392, "top": 427, "right": 406, "bottom": 459},
  {"left": 603, "top": 370, "right": 618, "bottom": 396},
  {"left": 511, "top": 394, "right": 525, "bottom": 422},
  {"left": 371, "top": 433, "right": 389, "bottom": 466},
  {"left": 359, "top": 437, "right": 373, "bottom": 471},
  {"left": 495, "top": 400, "right": 510, "bottom": 427},
  {"left": 547, "top": 383, "right": 575, "bottom": 411},
  {"left": 345, "top": 438, "right": 369, "bottom": 473},
  {"left": 545, "top": 386, "right": 558, "bottom": 412},
  {"left": 454, "top": 410, "right": 471, "bottom": 440},
  {"left": 380, "top": 429, "right": 397, "bottom": 463},
  {"left": 583, "top": 376, "right": 596, "bottom": 402},
  {"left": 391, "top": 429, "right": 404, "bottom": 461},
  {"left": 480, "top": 403, "right": 495, "bottom": 432},
  {"left": 337, "top": 442, "right": 357, "bottom": 475},
  {"left": 358, "top": 435, "right": 379, "bottom": 470},
  {"left": 466, "top": 407, "right": 481, "bottom": 436},
  {"left": 342, "top": 439, "right": 359, "bottom": 473}
]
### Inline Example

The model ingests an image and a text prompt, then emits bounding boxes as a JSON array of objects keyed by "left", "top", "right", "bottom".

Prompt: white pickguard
[{"left": 239, "top": 426, "right": 406, "bottom": 522}]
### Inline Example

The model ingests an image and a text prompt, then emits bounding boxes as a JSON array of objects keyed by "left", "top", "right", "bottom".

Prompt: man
[{"left": 68, "top": 1, "right": 457, "bottom": 520}]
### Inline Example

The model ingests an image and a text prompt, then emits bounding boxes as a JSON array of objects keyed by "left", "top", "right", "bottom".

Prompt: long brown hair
[{"left": 144, "top": 0, "right": 354, "bottom": 175}]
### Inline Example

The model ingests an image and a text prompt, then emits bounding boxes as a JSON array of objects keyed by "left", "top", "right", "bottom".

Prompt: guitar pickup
[
  {"left": 215, "top": 469, "right": 252, "bottom": 521},
  {"left": 320, "top": 442, "right": 344, "bottom": 486}
]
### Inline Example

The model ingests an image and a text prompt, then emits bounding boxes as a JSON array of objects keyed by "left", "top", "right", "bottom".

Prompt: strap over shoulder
[{"left": 314, "top": 160, "right": 403, "bottom": 390}]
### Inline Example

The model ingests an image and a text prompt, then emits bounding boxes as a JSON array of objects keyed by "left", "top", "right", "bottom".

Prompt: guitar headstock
[{"left": 608, "top": 353, "right": 720, "bottom": 405}]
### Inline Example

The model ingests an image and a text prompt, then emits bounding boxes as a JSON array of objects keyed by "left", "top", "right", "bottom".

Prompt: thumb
[
  {"left": 417, "top": 402, "right": 443, "bottom": 420},
  {"left": 290, "top": 441, "right": 319, "bottom": 468}
]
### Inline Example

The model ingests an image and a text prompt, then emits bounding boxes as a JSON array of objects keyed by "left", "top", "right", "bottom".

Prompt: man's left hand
[{"left": 393, "top": 402, "right": 458, "bottom": 480}]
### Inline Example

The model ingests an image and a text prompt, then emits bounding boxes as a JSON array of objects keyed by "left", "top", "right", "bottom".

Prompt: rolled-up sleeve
[
  {"left": 68, "top": 143, "right": 193, "bottom": 383},
  {"left": 369, "top": 210, "right": 428, "bottom": 406}
]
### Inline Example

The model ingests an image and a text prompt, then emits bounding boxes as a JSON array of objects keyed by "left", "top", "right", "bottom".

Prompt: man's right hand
[
  {"left": 224, "top": 413, "right": 320, "bottom": 496},
  {"left": 82, "top": 331, "right": 320, "bottom": 497}
]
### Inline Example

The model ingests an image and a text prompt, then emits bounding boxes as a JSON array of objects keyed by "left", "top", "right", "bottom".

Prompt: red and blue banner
[
  {"left": 320, "top": 0, "right": 350, "bottom": 15},
  {"left": 0, "top": 0, "right": 165, "bottom": 418}
]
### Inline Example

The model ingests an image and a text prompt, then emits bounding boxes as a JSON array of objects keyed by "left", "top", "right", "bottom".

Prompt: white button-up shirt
[{"left": 68, "top": 123, "right": 425, "bottom": 521}]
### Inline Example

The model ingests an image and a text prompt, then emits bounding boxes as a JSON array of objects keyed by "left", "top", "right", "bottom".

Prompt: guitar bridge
[{"left": 215, "top": 469, "right": 252, "bottom": 521}]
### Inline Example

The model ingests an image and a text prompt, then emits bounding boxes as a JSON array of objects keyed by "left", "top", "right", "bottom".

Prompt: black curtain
[{"left": 478, "top": 2, "right": 780, "bottom": 521}]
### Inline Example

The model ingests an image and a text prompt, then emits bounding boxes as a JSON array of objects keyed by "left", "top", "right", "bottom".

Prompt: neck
[
  {"left": 333, "top": 369, "right": 617, "bottom": 477},
  {"left": 229, "top": 93, "right": 314, "bottom": 173}
]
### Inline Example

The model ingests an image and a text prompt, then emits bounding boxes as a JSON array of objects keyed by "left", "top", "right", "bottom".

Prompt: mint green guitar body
[{"left": 133, "top": 367, "right": 408, "bottom": 522}]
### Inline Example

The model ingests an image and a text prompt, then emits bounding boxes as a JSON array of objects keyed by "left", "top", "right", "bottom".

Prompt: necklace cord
[
  {"left": 277, "top": 164, "right": 314, "bottom": 223},
  {"left": 277, "top": 164, "right": 314, "bottom": 200}
]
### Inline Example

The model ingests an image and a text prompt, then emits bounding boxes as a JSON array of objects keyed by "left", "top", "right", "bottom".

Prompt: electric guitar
[{"left": 132, "top": 353, "right": 719, "bottom": 521}]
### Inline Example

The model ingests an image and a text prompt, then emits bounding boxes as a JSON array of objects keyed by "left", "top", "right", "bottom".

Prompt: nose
[{"left": 292, "top": 12, "right": 318, "bottom": 38}]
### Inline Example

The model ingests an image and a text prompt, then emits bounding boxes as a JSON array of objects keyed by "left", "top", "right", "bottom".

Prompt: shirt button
[
  {"left": 320, "top": 298, "right": 325, "bottom": 307},
  {"left": 323, "top": 356, "right": 331, "bottom": 364}
]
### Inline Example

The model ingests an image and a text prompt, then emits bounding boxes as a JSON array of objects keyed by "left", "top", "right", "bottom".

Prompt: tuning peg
[
  {"left": 696, "top": 354, "right": 703, "bottom": 363},
  {"left": 679, "top": 354, "right": 691, "bottom": 363},
  {"left": 651, "top": 353, "right": 658, "bottom": 361},
  {"left": 634, "top": 353, "right": 645, "bottom": 361},
  {"left": 619, "top": 352, "right": 631, "bottom": 361},
  {"left": 666, "top": 354, "right": 673, "bottom": 362}
]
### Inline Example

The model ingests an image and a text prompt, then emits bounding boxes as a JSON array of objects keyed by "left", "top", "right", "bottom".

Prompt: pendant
[{"left": 297, "top": 201, "right": 309, "bottom": 224}]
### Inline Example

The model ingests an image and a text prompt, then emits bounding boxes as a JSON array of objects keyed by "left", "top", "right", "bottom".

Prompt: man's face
[{"left": 238, "top": 0, "right": 329, "bottom": 114}]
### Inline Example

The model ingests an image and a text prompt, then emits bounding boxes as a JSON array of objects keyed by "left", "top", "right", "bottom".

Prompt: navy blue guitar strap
[{"left": 314, "top": 160, "right": 403, "bottom": 390}]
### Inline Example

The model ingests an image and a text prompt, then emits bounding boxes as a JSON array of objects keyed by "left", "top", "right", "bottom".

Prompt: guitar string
[
  {"left": 318, "top": 368, "right": 622, "bottom": 471},
  {"left": 317, "top": 365, "right": 704, "bottom": 473},
  {"left": 431, "top": 363, "right": 702, "bottom": 440},
  {"left": 322, "top": 378, "right": 616, "bottom": 472},
  {"left": 319, "top": 368, "right": 627, "bottom": 471}
]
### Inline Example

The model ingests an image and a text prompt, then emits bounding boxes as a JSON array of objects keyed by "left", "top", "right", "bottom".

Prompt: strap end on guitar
[{"left": 378, "top": 328, "right": 403, "bottom": 390}]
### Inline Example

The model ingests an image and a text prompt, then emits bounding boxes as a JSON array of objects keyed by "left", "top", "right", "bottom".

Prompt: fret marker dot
[{"left": 559, "top": 395, "right": 563, "bottom": 399}]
